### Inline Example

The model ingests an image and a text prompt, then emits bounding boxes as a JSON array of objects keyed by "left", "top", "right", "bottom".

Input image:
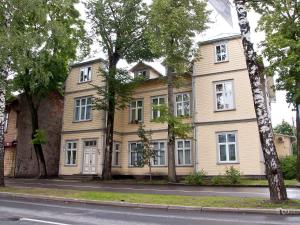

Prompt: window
[
  {"left": 74, "top": 97, "right": 92, "bottom": 121},
  {"left": 152, "top": 141, "right": 166, "bottom": 166},
  {"left": 65, "top": 141, "right": 77, "bottom": 165},
  {"left": 215, "top": 43, "right": 228, "bottom": 62},
  {"left": 84, "top": 140, "right": 97, "bottom": 147},
  {"left": 79, "top": 66, "right": 92, "bottom": 83},
  {"left": 3, "top": 112, "right": 8, "bottom": 133},
  {"left": 214, "top": 80, "right": 234, "bottom": 111},
  {"left": 129, "top": 142, "right": 143, "bottom": 166},
  {"left": 130, "top": 100, "right": 143, "bottom": 123},
  {"left": 176, "top": 140, "right": 192, "bottom": 165},
  {"left": 151, "top": 96, "right": 165, "bottom": 120},
  {"left": 217, "top": 132, "right": 238, "bottom": 163},
  {"left": 175, "top": 93, "right": 190, "bottom": 116},
  {"left": 113, "top": 142, "right": 121, "bottom": 166},
  {"left": 135, "top": 70, "right": 147, "bottom": 78}
]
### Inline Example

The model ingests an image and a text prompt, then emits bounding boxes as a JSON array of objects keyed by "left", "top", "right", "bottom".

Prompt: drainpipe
[{"left": 192, "top": 69, "right": 198, "bottom": 172}]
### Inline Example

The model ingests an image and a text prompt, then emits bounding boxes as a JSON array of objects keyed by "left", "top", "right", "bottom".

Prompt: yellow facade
[{"left": 59, "top": 35, "right": 265, "bottom": 177}]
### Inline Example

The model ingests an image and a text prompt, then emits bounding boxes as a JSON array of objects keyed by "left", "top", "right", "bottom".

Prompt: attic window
[
  {"left": 135, "top": 70, "right": 148, "bottom": 78},
  {"left": 79, "top": 66, "right": 92, "bottom": 83},
  {"left": 215, "top": 43, "right": 228, "bottom": 63}
]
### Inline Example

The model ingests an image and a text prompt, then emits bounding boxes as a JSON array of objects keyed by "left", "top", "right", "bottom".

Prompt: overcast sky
[{"left": 77, "top": 0, "right": 296, "bottom": 126}]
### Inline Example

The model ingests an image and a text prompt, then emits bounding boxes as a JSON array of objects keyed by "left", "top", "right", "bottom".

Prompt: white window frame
[
  {"left": 215, "top": 42, "right": 228, "bottom": 63},
  {"left": 214, "top": 80, "right": 235, "bottom": 111},
  {"left": 151, "top": 140, "right": 166, "bottom": 166},
  {"left": 176, "top": 139, "right": 192, "bottom": 166},
  {"left": 130, "top": 100, "right": 143, "bottom": 123},
  {"left": 74, "top": 96, "right": 92, "bottom": 122},
  {"left": 65, "top": 141, "right": 77, "bottom": 165},
  {"left": 135, "top": 70, "right": 148, "bottom": 78},
  {"left": 217, "top": 131, "right": 238, "bottom": 164},
  {"left": 128, "top": 142, "right": 143, "bottom": 166},
  {"left": 112, "top": 142, "right": 121, "bottom": 166},
  {"left": 151, "top": 96, "right": 166, "bottom": 120},
  {"left": 79, "top": 66, "right": 92, "bottom": 83},
  {"left": 175, "top": 93, "right": 191, "bottom": 117}
]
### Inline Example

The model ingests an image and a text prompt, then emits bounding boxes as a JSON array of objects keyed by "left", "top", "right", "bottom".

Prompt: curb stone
[{"left": 0, "top": 192, "right": 299, "bottom": 215}]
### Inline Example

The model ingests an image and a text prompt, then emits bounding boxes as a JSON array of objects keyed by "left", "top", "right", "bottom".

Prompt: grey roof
[
  {"left": 199, "top": 33, "right": 241, "bottom": 45},
  {"left": 70, "top": 57, "right": 106, "bottom": 68}
]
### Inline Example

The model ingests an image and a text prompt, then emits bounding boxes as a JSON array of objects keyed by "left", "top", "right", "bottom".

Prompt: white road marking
[
  {"left": 20, "top": 218, "right": 70, "bottom": 225},
  {"left": 0, "top": 199, "right": 299, "bottom": 225},
  {"left": 8, "top": 182, "right": 269, "bottom": 196}
]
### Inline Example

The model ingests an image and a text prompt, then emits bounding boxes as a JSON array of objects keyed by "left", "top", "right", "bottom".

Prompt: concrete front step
[{"left": 59, "top": 174, "right": 100, "bottom": 181}]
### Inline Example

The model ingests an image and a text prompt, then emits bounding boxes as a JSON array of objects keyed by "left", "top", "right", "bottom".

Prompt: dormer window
[
  {"left": 79, "top": 66, "right": 92, "bottom": 83},
  {"left": 135, "top": 70, "right": 148, "bottom": 78},
  {"left": 215, "top": 43, "right": 228, "bottom": 63}
]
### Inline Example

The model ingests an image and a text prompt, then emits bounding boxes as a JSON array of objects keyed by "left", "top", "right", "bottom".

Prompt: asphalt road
[
  {"left": 0, "top": 195, "right": 300, "bottom": 225},
  {"left": 5, "top": 178, "right": 300, "bottom": 199}
]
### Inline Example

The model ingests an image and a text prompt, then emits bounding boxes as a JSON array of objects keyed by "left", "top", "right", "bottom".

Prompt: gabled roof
[
  {"left": 199, "top": 33, "right": 241, "bottom": 45},
  {"left": 70, "top": 57, "right": 106, "bottom": 68},
  {"left": 129, "top": 62, "right": 163, "bottom": 77}
]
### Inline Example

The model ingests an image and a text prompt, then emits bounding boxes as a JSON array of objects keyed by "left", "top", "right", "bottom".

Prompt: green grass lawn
[
  {"left": 103, "top": 179, "right": 298, "bottom": 186},
  {"left": 1, "top": 186, "right": 300, "bottom": 209}
]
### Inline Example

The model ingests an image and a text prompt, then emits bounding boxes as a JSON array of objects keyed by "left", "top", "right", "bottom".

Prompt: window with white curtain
[
  {"left": 65, "top": 141, "right": 77, "bottom": 165},
  {"left": 74, "top": 97, "right": 92, "bottom": 121},
  {"left": 152, "top": 141, "right": 166, "bottom": 166},
  {"left": 214, "top": 80, "right": 234, "bottom": 111},
  {"left": 79, "top": 66, "right": 92, "bottom": 83},
  {"left": 215, "top": 43, "right": 228, "bottom": 62},
  {"left": 130, "top": 100, "right": 143, "bottom": 123},
  {"left": 176, "top": 140, "right": 192, "bottom": 166},
  {"left": 175, "top": 93, "right": 191, "bottom": 116}
]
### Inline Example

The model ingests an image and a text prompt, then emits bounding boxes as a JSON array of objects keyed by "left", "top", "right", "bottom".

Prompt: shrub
[
  {"left": 279, "top": 155, "right": 297, "bottom": 180},
  {"left": 211, "top": 174, "right": 228, "bottom": 185},
  {"left": 225, "top": 166, "right": 241, "bottom": 184},
  {"left": 185, "top": 170, "right": 207, "bottom": 185}
]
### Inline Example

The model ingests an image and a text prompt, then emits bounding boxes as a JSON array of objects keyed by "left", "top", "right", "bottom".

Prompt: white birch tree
[{"left": 234, "top": 0, "right": 287, "bottom": 202}]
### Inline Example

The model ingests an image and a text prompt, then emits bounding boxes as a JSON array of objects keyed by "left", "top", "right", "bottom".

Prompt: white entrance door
[{"left": 83, "top": 140, "right": 97, "bottom": 174}]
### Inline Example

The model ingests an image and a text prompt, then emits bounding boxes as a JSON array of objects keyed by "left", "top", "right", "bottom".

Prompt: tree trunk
[
  {"left": 102, "top": 55, "right": 119, "bottom": 180},
  {"left": 26, "top": 94, "right": 47, "bottom": 178},
  {"left": 149, "top": 162, "right": 152, "bottom": 182},
  {"left": 167, "top": 67, "right": 177, "bottom": 183},
  {"left": 234, "top": 0, "right": 287, "bottom": 202},
  {"left": 296, "top": 80, "right": 300, "bottom": 181},
  {"left": 0, "top": 88, "right": 5, "bottom": 186}
]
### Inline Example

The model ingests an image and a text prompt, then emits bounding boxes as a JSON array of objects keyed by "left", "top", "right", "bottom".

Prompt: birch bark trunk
[
  {"left": 0, "top": 87, "right": 5, "bottom": 186},
  {"left": 234, "top": 0, "right": 287, "bottom": 202}
]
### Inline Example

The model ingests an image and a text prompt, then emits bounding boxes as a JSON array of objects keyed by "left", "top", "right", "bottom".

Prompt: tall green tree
[
  {"left": 234, "top": 0, "right": 287, "bottom": 202},
  {"left": 8, "top": 0, "right": 88, "bottom": 178},
  {"left": 0, "top": 1, "right": 14, "bottom": 186},
  {"left": 86, "top": 0, "right": 156, "bottom": 180},
  {"left": 249, "top": 0, "right": 300, "bottom": 182},
  {"left": 148, "top": 0, "right": 209, "bottom": 182},
  {"left": 274, "top": 120, "right": 295, "bottom": 136}
]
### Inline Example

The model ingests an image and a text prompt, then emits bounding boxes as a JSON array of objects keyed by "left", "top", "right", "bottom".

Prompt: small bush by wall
[
  {"left": 225, "top": 166, "right": 241, "bottom": 184},
  {"left": 279, "top": 155, "right": 297, "bottom": 180},
  {"left": 185, "top": 170, "right": 207, "bottom": 185}
]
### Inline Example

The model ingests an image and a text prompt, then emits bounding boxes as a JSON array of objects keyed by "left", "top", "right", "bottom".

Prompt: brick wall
[{"left": 14, "top": 92, "right": 63, "bottom": 177}]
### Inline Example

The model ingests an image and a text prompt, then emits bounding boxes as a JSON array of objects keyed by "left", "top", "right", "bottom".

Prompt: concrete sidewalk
[{"left": 5, "top": 178, "right": 300, "bottom": 199}]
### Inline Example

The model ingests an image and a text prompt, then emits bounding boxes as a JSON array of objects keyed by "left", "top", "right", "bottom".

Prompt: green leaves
[
  {"left": 86, "top": 0, "right": 157, "bottom": 63},
  {"left": 152, "top": 104, "right": 192, "bottom": 139},
  {"left": 93, "top": 67, "right": 145, "bottom": 111},
  {"left": 250, "top": 0, "right": 300, "bottom": 105},
  {"left": 148, "top": 0, "right": 209, "bottom": 73},
  {"left": 274, "top": 120, "right": 295, "bottom": 136},
  {"left": 32, "top": 129, "right": 47, "bottom": 145},
  {"left": 1, "top": 0, "right": 89, "bottom": 99}
]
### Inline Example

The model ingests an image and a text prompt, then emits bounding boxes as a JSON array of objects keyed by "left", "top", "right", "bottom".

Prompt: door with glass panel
[{"left": 83, "top": 140, "right": 97, "bottom": 174}]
